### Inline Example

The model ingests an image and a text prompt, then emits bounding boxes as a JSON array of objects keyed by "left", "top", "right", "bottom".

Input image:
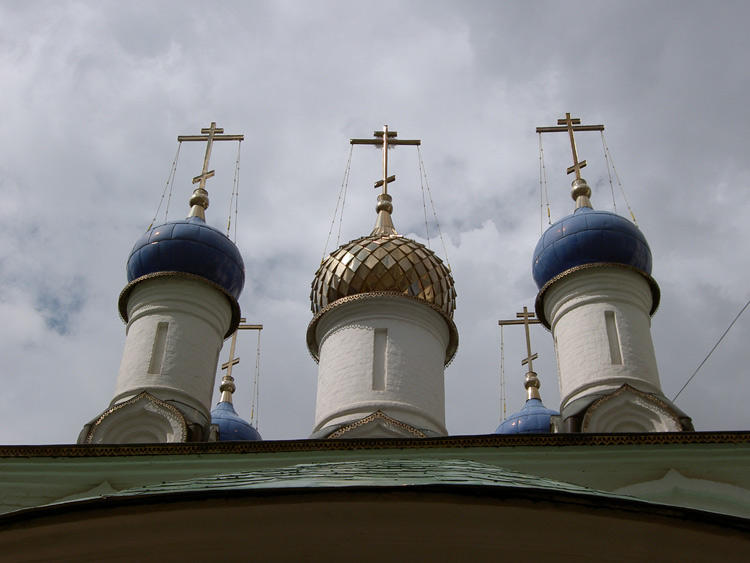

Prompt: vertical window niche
[
  {"left": 148, "top": 322, "right": 169, "bottom": 374},
  {"left": 605, "top": 311, "right": 623, "bottom": 365},
  {"left": 372, "top": 328, "right": 388, "bottom": 391}
]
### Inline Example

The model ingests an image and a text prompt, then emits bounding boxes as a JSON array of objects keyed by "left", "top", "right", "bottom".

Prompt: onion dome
[
  {"left": 532, "top": 206, "right": 652, "bottom": 290},
  {"left": 210, "top": 374, "right": 261, "bottom": 441},
  {"left": 495, "top": 369, "right": 559, "bottom": 434},
  {"left": 119, "top": 188, "right": 245, "bottom": 338},
  {"left": 532, "top": 178, "right": 659, "bottom": 326},
  {"left": 126, "top": 216, "right": 245, "bottom": 299},
  {"left": 495, "top": 398, "right": 559, "bottom": 434},
  {"left": 310, "top": 194, "right": 456, "bottom": 318},
  {"left": 211, "top": 401, "right": 261, "bottom": 441}
]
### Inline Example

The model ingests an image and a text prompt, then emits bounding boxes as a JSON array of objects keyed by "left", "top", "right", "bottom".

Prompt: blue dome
[
  {"left": 495, "top": 398, "right": 559, "bottom": 434},
  {"left": 211, "top": 401, "right": 261, "bottom": 441},
  {"left": 532, "top": 207, "right": 652, "bottom": 290},
  {"left": 126, "top": 217, "right": 244, "bottom": 299}
]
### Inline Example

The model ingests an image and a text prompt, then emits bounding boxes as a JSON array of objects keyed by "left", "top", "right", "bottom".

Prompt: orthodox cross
[
  {"left": 178, "top": 122, "right": 245, "bottom": 191},
  {"left": 536, "top": 113, "right": 604, "bottom": 180},
  {"left": 350, "top": 125, "right": 421, "bottom": 195},
  {"left": 219, "top": 318, "right": 263, "bottom": 401},
  {"left": 498, "top": 307, "right": 542, "bottom": 374}
]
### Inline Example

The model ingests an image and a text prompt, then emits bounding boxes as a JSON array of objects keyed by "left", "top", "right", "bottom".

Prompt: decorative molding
[
  {"left": 581, "top": 384, "right": 683, "bottom": 433},
  {"left": 84, "top": 391, "right": 188, "bottom": 444},
  {"left": 326, "top": 411, "right": 428, "bottom": 439},
  {"left": 534, "top": 262, "right": 661, "bottom": 329},
  {"left": 319, "top": 323, "right": 375, "bottom": 345},
  {"left": 306, "top": 291, "right": 459, "bottom": 365},
  {"left": 5, "top": 431, "right": 750, "bottom": 459},
  {"left": 119, "top": 271, "right": 241, "bottom": 339}
]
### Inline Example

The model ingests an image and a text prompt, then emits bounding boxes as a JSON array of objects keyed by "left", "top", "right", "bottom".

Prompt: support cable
[
  {"left": 226, "top": 141, "right": 242, "bottom": 240},
  {"left": 417, "top": 146, "right": 452, "bottom": 271},
  {"left": 538, "top": 134, "right": 551, "bottom": 234},
  {"left": 322, "top": 145, "right": 354, "bottom": 262},
  {"left": 500, "top": 325, "right": 506, "bottom": 423},
  {"left": 148, "top": 142, "right": 181, "bottom": 230},
  {"left": 419, "top": 153, "right": 431, "bottom": 248},
  {"left": 250, "top": 328, "right": 262, "bottom": 429},
  {"left": 601, "top": 132, "right": 618, "bottom": 213},
  {"left": 601, "top": 132, "right": 638, "bottom": 227},
  {"left": 672, "top": 297, "right": 750, "bottom": 402}
]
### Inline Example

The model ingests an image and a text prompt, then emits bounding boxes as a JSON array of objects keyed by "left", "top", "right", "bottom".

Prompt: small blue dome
[
  {"left": 495, "top": 398, "right": 559, "bottom": 434},
  {"left": 211, "top": 401, "right": 261, "bottom": 441},
  {"left": 126, "top": 217, "right": 244, "bottom": 299},
  {"left": 532, "top": 207, "right": 652, "bottom": 290}
]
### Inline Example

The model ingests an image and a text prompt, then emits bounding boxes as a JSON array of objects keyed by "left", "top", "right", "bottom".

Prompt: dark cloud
[{"left": 0, "top": 0, "right": 747, "bottom": 443}]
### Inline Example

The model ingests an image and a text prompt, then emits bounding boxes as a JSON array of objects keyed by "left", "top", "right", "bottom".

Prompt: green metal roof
[{"left": 111, "top": 458, "right": 628, "bottom": 501}]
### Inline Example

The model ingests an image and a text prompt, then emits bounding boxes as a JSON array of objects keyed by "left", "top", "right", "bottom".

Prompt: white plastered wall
[
  {"left": 543, "top": 267, "right": 664, "bottom": 417},
  {"left": 313, "top": 296, "right": 450, "bottom": 436},
  {"left": 112, "top": 277, "right": 233, "bottom": 428}
]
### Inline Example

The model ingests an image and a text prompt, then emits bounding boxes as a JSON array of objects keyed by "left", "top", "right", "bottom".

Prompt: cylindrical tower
[
  {"left": 80, "top": 191, "right": 244, "bottom": 443},
  {"left": 533, "top": 178, "right": 691, "bottom": 432},
  {"left": 307, "top": 192, "right": 458, "bottom": 438}
]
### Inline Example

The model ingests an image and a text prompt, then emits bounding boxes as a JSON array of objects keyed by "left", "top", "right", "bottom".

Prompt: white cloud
[{"left": 0, "top": 0, "right": 747, "bottom": 442}]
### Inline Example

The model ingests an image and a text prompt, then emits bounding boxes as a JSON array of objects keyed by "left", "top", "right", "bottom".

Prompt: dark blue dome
[
  {"left": 126, "top": 217, "right": 244, "bottom": 299},
  {"left": 495, "top": 398, "right": 559, "bottom": 434},
  {"left": 211, "top": 401, "right": 261, "bottom": 441},
  {"left": 532, "top": 207, "right": 652, "bottom": 290}
]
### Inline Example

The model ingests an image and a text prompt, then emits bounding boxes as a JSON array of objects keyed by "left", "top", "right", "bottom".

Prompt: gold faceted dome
[{"left": 311, "top": 233, "right": 457, "bottom": 317}]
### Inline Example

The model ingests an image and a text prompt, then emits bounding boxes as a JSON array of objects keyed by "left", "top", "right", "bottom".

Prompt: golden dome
[{"left": 310, "top": 232, "right": 457, "bottom": 318}]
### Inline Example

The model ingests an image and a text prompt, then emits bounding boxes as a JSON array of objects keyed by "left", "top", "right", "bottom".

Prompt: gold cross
[
  {"left": 351, "top": 125, "right": 421, "bottom": 196},
  {"left": 498, "top": 307, "right": 541, "bottom": 373},
  {"left": 178, "top": 122, "right": 245, "bottom": 192},
  {"left": 499, "top": 307, "right": 546, "bottom": 400},
  {"left": 219, "top": 318, "right": 263, "bottom": 401},
  {"left": 536, "top": 113, "right": 604, "bottom": 180}
]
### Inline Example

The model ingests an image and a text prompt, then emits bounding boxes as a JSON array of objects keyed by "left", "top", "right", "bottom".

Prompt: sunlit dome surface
[
  {"left": 495, "top": 398, "right": 559, "bottom": 434},
  {"left": 310, "top": 233, "right": 456, "bottom": 317},
  {"left": 532, "top": 207, "right": 652, "bottom": 290},
  {"left": 126, "top": 217, "right": 245, "bottom": 299},
  {"left": 210, "top": 401, "right": 261, "bottom": 442}
]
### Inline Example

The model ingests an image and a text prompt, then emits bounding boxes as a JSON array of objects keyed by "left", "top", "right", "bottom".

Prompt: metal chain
[
  {"left": 601, "top": 132, "right": 638, "bottom": 226},
  {"left": 417, "top": 146, "right": 452, "bottom": 272},
  {"left": 148, "top": 141, "right": 181, "bottom": 230},
  {"left": 419, "top": 153, "right": 431, "bottom": 249},
  {"left": 226, "top": 141, "right": 242, "bottom": 240},
  {"left": 250, "top": 329, "right": 262, "bottom": 429},
  {"left": 322, "top": 145, "right": 354, "bottom": 263},
  {"left": 538, "top": 133, "right": 551, "bottom": 234},
  {"left": 500, "top": 325, "right": 506, "bottom": 423}
]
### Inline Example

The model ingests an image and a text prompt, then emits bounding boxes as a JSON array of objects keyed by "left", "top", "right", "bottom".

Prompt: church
[{"left": 1, "top": 118, "right": 749, "bottom": 559}]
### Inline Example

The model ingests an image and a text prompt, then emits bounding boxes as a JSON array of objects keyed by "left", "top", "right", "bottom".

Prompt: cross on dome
[
  {"left": 177, "top": 122, "right": 244, "bottom": 219},
  {"left": 517, "top": 307, "right": 538, "bottom": 374},
  {"left": 350, "top": 125, "right": 421, "bottom": 197},
  {"left": 218, "top": 318, "right": 263, "bottom": 404},
  {"left": 536, "top": 113, "right": 605, "bottom": 180},
  {"left": 499, "top": 307, "right": 544, "bottom": 400},
  {"left": 536, "top": 113, "right": 605, "bottom": 209},
  {"left": 350, "top": 125, "right": 421, "bottom": 236}
]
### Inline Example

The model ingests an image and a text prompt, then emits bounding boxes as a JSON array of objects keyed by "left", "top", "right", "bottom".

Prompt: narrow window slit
[
  {"left": 605, "top": 311, "right": 623, "bottom": 365},
  {"left": 148, "top": 322, "right": 169, "bottom": 374},
  {"left": 372, "top": 328, "right": 387, "bottom": 390}
]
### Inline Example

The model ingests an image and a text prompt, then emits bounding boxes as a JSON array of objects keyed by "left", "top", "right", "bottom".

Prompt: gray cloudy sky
[{"left": 1, "top": 1, "right": 748, "bottom": 444}]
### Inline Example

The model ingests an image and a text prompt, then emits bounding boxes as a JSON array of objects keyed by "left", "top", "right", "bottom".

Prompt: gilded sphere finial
[
  {"left": 524, "top": 371, "right": 541, "bottom": 400},
  {"left": 189, "top": 187, "right": 210, "bottom": 210},
  {"left": 376, "top": 193, "right": 393, "bottom": 214},
  {"left": 524, "top": 371, "right": 540, "bottom": 390},
  {"left": 570, "top": 178, "right": 591, "bottom": 201},
  {"left": 219, "top": 376, "right": 236, "bottom": 395}
]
